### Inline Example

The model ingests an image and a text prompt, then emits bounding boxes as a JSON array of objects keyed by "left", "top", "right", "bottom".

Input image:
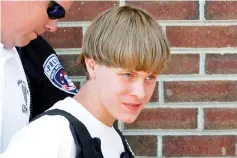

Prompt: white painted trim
[
  {"left": 160, "top": 20, "right": 237, "bottom": 26},
  {"left": 58, "top": 22, "right": 90, "bottom": 27},
  {"left": 118, "top": 121, "right": 124, "bottom": 131},
  {"left": 55, "top": 48, "right": 237, "bottom": 55},
  {"left": 157, "top": 74, "right": 237, "bottom": 81},
  {"left": 122, "top": 129, "right": 237, "bottom": 136},
  {"left": 158, "top": 81, "right": 164, "bottom": 104},
  {"left": 171, "top": 48, "right": 237, "bottom": 54},
  {"left": 119, "top": 0, "right": 125, "bottom": 6},
  {"left": 198, "top": 108, "right": 204, "bottom": 131},
  {"left": 58, "top": 20, "right": 237, "bottom": 27},
  {"left": 55, "top": 48, "right": 82, "bottom": 55},
  {"left": 199, "top": 0, "right": 205, "bottom": 21},
  {"left": 199, "top": 53, "right": 206, "bottom": 75},
  {"left": 146, "top": 102, "right": 237, "bottom": 108},
  {"left": 83, "top": 26, "right": 88, "bottom": 36},
  {"left": 162, "top": 26, "right": 166, "bottom": 35},
  {"left": 70, "top": 74, "right": 237, "bottom": 82},
  {"left": 157, "top": 136, "right": 163, "bottom": 158}
]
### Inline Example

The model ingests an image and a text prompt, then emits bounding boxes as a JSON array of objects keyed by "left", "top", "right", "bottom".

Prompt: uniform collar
[
  {"left": 0, "top": 43, "right": 3, "bottom": 53},
  {"left": 0, "top": 43, "right": 17, "bottom": 60}
]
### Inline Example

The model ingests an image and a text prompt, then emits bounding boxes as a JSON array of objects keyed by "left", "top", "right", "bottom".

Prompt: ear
[{"left": 85, "top": 57, "right": 96, "bottom": 79}]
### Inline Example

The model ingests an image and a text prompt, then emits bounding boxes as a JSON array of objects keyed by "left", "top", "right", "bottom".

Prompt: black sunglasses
[{"left": 47, "top": 1, "right": 65, "bottom": 20}]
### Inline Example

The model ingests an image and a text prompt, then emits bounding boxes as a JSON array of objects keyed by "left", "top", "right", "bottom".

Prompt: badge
[
  {"left": 17, "top": 79, "right": 29, "bottom": 114},
  {"left": 43, "top": 54, "right": 79, "bottom": 95}
]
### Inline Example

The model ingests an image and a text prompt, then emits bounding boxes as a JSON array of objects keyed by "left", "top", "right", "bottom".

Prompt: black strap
[
  {"left": 31, "top": 109, "right": 103, "bottom": 158},
  {"left": 114, "top": 127, "right": 135, "bottom": 158},
  {"left": 31, "top": 109, "right": 135, "bottom": 158}
]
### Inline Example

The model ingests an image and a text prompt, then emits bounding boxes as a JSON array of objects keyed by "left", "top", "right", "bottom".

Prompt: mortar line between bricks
[
  {"left": 121, "top": 130, "right": 237, "bottom": 136},
  {"left": 79, "top": 80, "right": 82, "bottom": 88},
  {"left": 145, "top": 102, "right": 237, "bottom": 109},
  {"left": 119, "top": 0, "right": 125, "bottom": 6},
  {"left": 118, "top": 121, "right": 124, "bottom": 131},
  {"left": 135, "top": 157, "right": 157, "bottom": 158},
  {"left": 158, "top": 81, "right": 164, "bottom": 104},
  {"left": 168, "top": 157, "right": 236, "bottom": 158},
  {"left": 162, "top": 25, "right": 166, "bottom": 36},
  {"left": 158, "top": 20, "right": 237, "bottom": 26},
  {"left": 199, "top": 0, "right": 205, "bottom": 21},
  {"left": 81, "top": 80, "right": 86, "bottom": 87},
  {"left": 58, "top": 20, "right": 237, "bottom": 27},
  {"left": 197, "top": 108, "right": 204, "bottom": 131},
  {"left": 157, "top": 136, "right": 163, "bottom": 158},
  {"left": 71, "top": 74, "right": 237, "bottom": 82},
  {"left": 199, "top": 53, "right": 205, "bottom": 75},
  {"left": 171, "top": 47, "right": 237, "bottom": 54},
  {"left": 55, "top": 48, "right": 82, "bottom": 55},
  {"left": 55, "top": 48, "right": 237, "bottom": 55},
  {"left": 82, "top": 26, "right": 87, "bottom": 36},
  {"left": 157, "top": 74, "right": 237, "bottom": 81}
]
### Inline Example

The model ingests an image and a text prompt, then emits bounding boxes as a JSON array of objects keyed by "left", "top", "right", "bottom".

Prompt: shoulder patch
[{"left": 43, "top": 54, "right": 79, "bottom": 95}]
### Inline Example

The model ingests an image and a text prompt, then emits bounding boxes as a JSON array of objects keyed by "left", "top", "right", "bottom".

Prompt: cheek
[
  {"left": 104, "top": 84, "right": 127, "bottom": 101},
  {"left": 31, "top": 17, "right": 48, "bottom": 30},
  {"left": 25, "top": 6, "right": 48, "bottom": 31},
  {"left": 18, "top": 18, "right": 47, "bottom": 35},
  {"left": 97, "top": 79, "right": 127, "bottom": 103},
  {"left": 145, "top": 83, "right": 157, "bottom": 100}
]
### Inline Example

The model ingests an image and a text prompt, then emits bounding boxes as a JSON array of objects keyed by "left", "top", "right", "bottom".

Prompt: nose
[
  {"left": 131, "top": 80, "right": 145, "bottom": 100},
  {"left": 44, "top": 19, "right": 58, "bottom": 32}
]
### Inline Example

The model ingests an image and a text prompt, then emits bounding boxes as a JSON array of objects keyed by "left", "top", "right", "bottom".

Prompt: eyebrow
[{"left": 130, "top": 71, "right": 157, "bottom": 76}]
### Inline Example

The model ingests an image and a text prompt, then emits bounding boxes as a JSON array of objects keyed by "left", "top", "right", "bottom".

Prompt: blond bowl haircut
[{"left": 78, "top": 6, "right": 170, "bottom": 79}]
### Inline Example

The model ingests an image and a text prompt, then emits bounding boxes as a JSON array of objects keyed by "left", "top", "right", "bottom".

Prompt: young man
[
  {"left": 0, "top": 1, "right": 73, "bottom": 152},
  {"left": 0, "top": 6, "right": 170, "bottom": 158}
]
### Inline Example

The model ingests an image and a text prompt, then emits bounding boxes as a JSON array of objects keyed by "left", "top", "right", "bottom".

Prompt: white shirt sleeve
[
  {"left": 0, "top": 48, "right": 5, "bottom": 152},
  {"left": 0, "top": 116, "right": 76, "bottom": 158}
]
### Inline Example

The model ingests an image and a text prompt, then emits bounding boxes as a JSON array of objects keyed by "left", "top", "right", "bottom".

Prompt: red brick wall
[{"left": 43, "top": 1, "right": 237, "bottom": 157}]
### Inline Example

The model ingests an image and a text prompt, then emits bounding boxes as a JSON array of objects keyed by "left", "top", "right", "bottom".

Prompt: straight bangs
[{"left": 81, "top": 6, "right": 170, "bottom": 74}]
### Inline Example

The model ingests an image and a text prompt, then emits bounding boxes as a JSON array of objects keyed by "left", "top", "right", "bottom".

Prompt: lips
[
  {"left": 123, "top": 103, "right": 142, "bottom": 111},
  {"left": 124, "top": 103, "right": 140, "bottom": 107}
]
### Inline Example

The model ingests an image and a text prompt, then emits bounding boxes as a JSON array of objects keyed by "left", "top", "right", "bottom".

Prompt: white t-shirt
[
  {"left": 0, "top": 97, "right": 125, "bottom": 158},
  {"left": 0, "top": 43, "right": 30, "bottom": 153}
]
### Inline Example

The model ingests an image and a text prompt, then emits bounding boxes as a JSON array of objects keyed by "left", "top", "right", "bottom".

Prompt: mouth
[{"left": 122, "top": 103, "right": 142, "bottom": 111}]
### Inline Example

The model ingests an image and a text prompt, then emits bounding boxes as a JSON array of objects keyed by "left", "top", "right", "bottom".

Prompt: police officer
[{"left": 0, "top": 1, "right": 73, "bottom": 152}]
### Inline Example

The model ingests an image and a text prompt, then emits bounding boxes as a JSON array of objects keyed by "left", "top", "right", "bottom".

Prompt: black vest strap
[
  {"left": 31, "top": 109, "right": 103, "bottom": 158},
  {"left": 114, "top": 127, "right": 135, "bottom": 158},
  {"left": 31, "top": 108, "right": 135, "bottom": 158}
]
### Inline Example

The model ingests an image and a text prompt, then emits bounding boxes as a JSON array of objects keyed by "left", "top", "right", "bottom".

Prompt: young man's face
[
  {"left": 1, "top": 1, "right": 72, "bottom": 48},
  {"left": 94, "top": 64, "right": 157, "bottom": 123}
]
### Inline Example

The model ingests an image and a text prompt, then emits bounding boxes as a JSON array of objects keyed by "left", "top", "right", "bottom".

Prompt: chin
[{"left": 118, "top": 115, "right": 138, "bottom": 124}]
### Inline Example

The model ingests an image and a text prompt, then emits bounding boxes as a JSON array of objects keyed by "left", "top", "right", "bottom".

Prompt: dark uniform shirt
[{"left": 16, "top": 36, "right": 78, "bottom": 120}]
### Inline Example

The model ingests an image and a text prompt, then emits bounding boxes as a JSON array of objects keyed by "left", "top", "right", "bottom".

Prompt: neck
[
  {"left": 0, "top": 23, "right": 14, "bottom": 48},
  {"left": 1, "top": 4, "right": 15, "bottom": 48},
  {"left": 73, "top": 80, "right": 116, "bottom": 127}
]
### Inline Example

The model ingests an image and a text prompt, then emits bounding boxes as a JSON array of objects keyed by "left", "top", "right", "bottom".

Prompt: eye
[
  {"left": 121, "top": 73, "right": 133, "bottom": 78},
  {"left": 145, "top": 75, "right": 156, "bottom": 81}
]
